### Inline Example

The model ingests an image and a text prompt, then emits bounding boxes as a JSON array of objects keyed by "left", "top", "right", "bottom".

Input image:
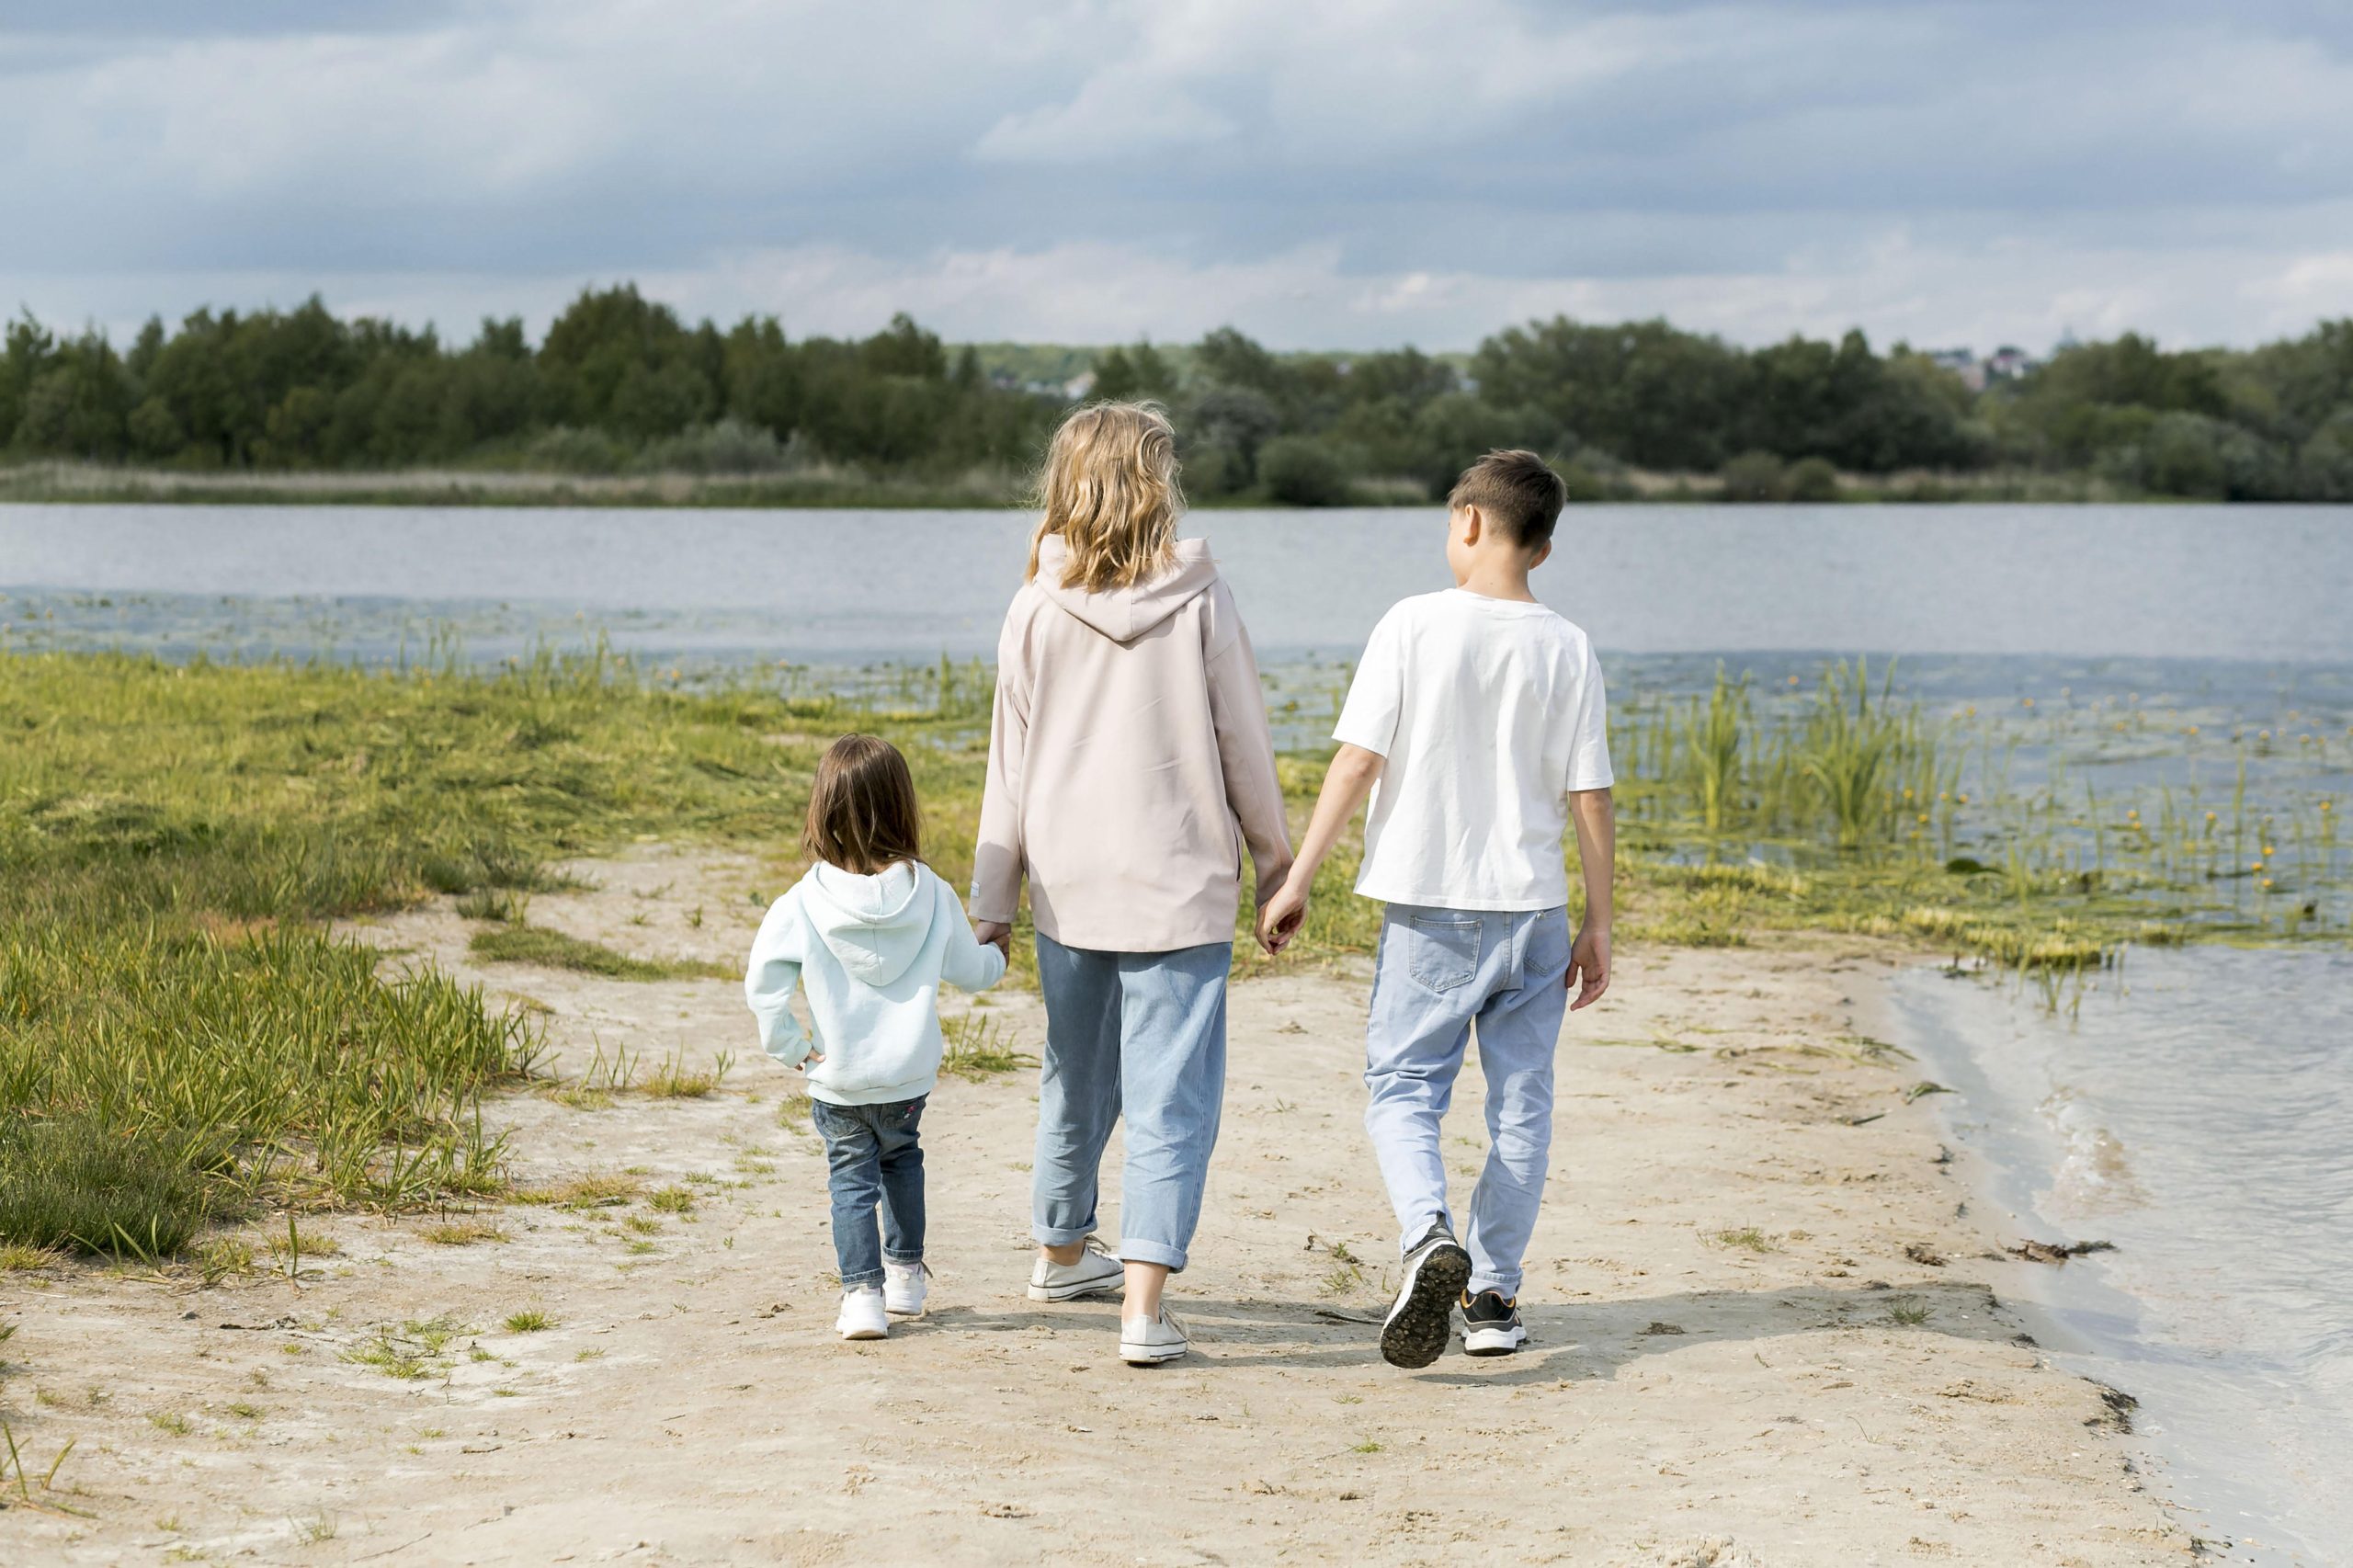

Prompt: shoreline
[
  {"left": 1886, "top": 955, "right": 2349, "bottom": 1567},
  {"left": 0, "top": 461, "right": 2234, "bottom": 510},
  {"left": 0, "top": 846, "right": 2195, "bottom": 1564}
]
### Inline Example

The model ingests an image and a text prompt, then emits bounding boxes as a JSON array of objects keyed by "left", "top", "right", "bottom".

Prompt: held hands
[
  {"left": 1568, "top": 924, "right": 1610, "bottom": 1011},
  {"left": 1256, "top": 879, "right": 1308, "bottom": 956},
  {"left": 973, "top": 920, "right": 1013, "bottom": 960}
]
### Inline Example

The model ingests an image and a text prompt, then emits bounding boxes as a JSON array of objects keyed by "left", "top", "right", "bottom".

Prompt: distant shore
[{"left": 0, "top": 460, "right": 2218, "bottom": 509}]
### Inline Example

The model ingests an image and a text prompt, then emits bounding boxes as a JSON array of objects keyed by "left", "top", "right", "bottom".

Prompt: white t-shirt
[{"left": 1332, "top": 588, "right": 1613, "bottom": 911}]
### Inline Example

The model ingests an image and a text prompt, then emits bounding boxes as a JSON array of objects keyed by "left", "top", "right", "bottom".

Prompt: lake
[{"left": 5, "top": 502, "right": 2352, "bottom": 665}]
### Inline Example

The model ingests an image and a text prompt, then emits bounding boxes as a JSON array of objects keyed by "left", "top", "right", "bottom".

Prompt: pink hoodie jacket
[{"left": 971, "top": 536, "right": 1293, "bottom": 953}]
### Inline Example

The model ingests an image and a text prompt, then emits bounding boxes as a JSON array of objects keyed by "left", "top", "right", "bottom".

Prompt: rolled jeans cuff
[{"left": 1118, "top": 1238, "right": 1187, "bottom": 1271}]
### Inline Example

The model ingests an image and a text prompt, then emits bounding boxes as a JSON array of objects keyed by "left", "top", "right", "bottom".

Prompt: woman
[{"left": 970, "top": 401, "right": 1292, "bottom": 1366}]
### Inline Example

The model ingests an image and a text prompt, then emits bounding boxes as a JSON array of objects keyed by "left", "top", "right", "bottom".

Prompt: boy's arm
[
  {"left": 1567, "top": 787, "right": 1615, "bottom": 1009},
  {"left": 745, "top": 894, "right": 816, "bottom": 1065},
  {"left": 1256, "top": 743, "right": 1384, "bottom": 954}
]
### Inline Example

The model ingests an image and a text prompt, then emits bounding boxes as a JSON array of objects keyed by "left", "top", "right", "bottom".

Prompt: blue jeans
[
  {"left": 1364, "top": 903, "right": 1571, "bottom": 1299},
  {"left": 1032, "top": 934, "right": 1232, "bottom": 1272},
  {"left": 811, "top": 1096, "right": 926, "bottom": 1289}
]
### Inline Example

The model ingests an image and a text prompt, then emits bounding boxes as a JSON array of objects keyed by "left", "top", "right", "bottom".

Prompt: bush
[
  {"left": 1256, "top": 436, "right": 1356, "bottom": 506},
  {"left": 1718, "top": 450, "right": 1789, "bottom": 502},
  {"left": 636, "top": 417, "right": 792, "bottom": 475},
  {"left": 525, "top": 425, "right": 628, "bottom": 475},
  {"left": 1786, "top": 456, "right": 1840, "bottom": 502}
]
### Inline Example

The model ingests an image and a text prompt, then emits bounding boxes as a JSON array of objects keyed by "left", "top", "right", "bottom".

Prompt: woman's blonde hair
[{"left": 1027, "top": 401, "right": 1183, "bottom": 592}]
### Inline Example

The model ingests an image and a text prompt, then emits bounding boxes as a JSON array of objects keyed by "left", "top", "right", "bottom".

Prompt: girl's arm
[
  {"left": 744, "top": 892, "right": 815, "bottom": 1065},
  {"left": 1205, "top": 584, "right": 1294, "bottom": 916},
  {"left": 937, "top": 876, "right": 1009, "bottom": 994},
  {"left": 969, "top": 616, "right": 1029, "bottom": 950},
  {"left": 1257, "top": 743, "right": 1383, "bottom": 953}
]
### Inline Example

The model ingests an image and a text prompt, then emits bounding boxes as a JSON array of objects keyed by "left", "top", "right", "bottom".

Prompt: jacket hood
[
  {"left": 1032, "top": 536, "right": 1218, "bottom": 643},
  {"left": 800, "top": 862, "right": 933, "bottom": 986}
]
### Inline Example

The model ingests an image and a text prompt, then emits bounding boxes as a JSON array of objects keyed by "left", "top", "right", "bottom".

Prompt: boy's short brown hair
[
  {"left": 802, "top": 733, "right": 922, "bottom": 874},
  {"left": 1448, "top": 449, "right": 1568, "bottom": 550}
]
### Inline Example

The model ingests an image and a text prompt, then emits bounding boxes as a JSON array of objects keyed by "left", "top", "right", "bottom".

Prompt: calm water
[
  {"left": 6, "top": 501, "right": 2353, "bottom": 1555},
  {"left": 5, "top": 502, "right": 2352, "bottom": 664},
  {"left": 1895, "top": 951, "right": 2353, "bottom": 1567}
]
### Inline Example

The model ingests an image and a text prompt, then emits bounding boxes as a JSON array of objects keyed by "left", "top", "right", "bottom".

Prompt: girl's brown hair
[
  {"left": 1026, "top": 400, "right": 1183, "bottom": 593},
  {"left": 802, "top": 734, "right": 922, "bottom": 874}
]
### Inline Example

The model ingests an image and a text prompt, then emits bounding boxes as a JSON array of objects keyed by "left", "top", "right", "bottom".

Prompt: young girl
[
  {"left": 970, "top": 402, "right": 1292, "bottom": 1366},
  {"left": 745, "top": 733, "right": 1006, "bottom": 1341}
]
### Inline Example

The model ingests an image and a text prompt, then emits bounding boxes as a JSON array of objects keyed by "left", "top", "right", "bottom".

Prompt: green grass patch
[{"left": 467, "top": 923, "right": 730, "bottom": 981}]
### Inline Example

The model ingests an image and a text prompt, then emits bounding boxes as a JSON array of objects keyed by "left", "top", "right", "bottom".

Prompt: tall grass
[{"left": 0, "top": 642, "right": 936, "bottom": 1254}]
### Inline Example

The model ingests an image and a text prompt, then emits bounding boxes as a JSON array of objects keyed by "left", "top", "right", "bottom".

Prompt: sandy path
[{"left": 3, "top": 849, "right": 2192, "bottom": 1565}]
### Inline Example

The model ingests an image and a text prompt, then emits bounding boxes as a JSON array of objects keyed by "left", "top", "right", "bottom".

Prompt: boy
[{"left": 1257, "top": 449, "right": 1615, "bottom": 1369}]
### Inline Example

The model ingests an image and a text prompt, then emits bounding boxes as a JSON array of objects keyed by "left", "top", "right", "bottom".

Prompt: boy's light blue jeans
[
  {"left": 1032, "top": 933, "right": 1232, "bottom": 1273},
  {"left": 1364, "top": 902, "right": 1572, "bottom": 1300}
]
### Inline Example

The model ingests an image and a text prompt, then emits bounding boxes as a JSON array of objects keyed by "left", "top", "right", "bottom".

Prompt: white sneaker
[
  {"left": 882, "top": 1259, "right": 929, "bottom": 1317},
  {"left": 835, "top": 1287, "right": 889, "bottom": 1341},
  {"left": 1120, "top": 1306, "right": 1189, "bottom": 1366},
  {"left": 1028, "top": 1237, "right": 1126, "bottom": 1301}
]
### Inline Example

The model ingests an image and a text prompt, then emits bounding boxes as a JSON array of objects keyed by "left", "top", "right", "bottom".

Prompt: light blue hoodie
[{"left": 744, "top": 860, "right": 1006, "bottom": 1106}]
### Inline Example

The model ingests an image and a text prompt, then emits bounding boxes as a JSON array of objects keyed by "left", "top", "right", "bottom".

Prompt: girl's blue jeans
[
  {"left": 811, "top": 1095, "right": 926, "bottom": 1289},
  {"left": 1031, "top": 933, "right": 1233, "bottom": 1273}
]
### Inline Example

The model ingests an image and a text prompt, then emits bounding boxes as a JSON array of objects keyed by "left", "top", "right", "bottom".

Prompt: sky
[{"left": 3, "top": 0, "right": 2350, "bottom": 354}]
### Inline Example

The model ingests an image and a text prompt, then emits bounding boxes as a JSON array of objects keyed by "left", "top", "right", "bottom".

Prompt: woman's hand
[{"left": 974, "top": 920, "right": 1013, "bottom": 960}]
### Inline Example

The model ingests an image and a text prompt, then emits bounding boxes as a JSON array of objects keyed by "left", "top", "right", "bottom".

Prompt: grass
[
  {"left": 939, "top": 1012, "right": 1033, "bottom": 1080},
  {"left": 421, "top": 1221, "right": 507, "bottom": 1246},
  {"left": 1708, "top": 1226, "right": 1778, "bottom": 1253},
  {"left": 468, "top": 924, "right": 732, "bottom": 980},
  {"left": 512, "top": 1173, "right": 642, "bottom": 1209},
  {"left": 502, "top": 1309, "right": 554, "bottom": 1333}
]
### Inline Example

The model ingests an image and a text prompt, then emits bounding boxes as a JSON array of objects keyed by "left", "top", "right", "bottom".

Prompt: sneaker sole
[
  {"left": 1380, "top": 1242, "right": 1471, "bottom": 1369},
  {"left": 1462, "top": 1325, "right": 1527, "bottom": 1357},
  {"left": 1026, "top": 1275, "right": 1125, "bottom": 1302},
  {"left": 1120, "top": 1342, "right": 1188, "bottom": 1366},
  {"left": 883, "top": 1302, "right": 926, "bottom": 1317},
  {"left": 837, "top": 1326, "right": 888, "bottom": 1341}
]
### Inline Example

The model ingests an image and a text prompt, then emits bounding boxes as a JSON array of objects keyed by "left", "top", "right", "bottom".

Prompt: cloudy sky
[{"left": 3, "top": 0, "right": 2349, "bottom": 353}]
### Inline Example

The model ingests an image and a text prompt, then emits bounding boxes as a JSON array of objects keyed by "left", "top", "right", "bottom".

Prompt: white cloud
[{"left": 3, "top": 1, "right": 2351, "bottom": 349}]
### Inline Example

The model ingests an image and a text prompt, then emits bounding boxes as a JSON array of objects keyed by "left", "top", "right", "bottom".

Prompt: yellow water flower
[{"left": 2022, "top": 698, "right": 2035, "bottom": 708}]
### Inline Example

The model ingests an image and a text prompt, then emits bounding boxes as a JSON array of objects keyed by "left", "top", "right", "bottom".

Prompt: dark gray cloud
[{"left": 3, "top": 1, "right": 2348, "bottom": 350}]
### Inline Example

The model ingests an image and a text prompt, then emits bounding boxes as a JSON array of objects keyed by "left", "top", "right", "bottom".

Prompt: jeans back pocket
[{"left": 1404, "top": 913, "right": 1481, "bottom": 994}]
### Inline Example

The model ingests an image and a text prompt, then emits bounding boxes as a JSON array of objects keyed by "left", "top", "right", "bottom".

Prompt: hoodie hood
[
  {"left": 1032, "top": 536, "right": 1219, "bottom": 644},
  {"left": 800, "top": 862, "right": 932, "bottom": 986}
]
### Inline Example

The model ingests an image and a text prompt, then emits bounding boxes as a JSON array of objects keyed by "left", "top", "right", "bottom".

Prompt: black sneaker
[
  {"left": 1380, "top": 1220, "right": 1471, "bottom": 1369},
  {"left": 1461, "top": 1289, "right": 1527, "bottom": 1356}
]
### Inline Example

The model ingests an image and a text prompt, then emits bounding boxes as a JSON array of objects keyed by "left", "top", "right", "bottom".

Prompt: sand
[{"left": 1, "top": 847, "right": 2196, "bottom": 1565}]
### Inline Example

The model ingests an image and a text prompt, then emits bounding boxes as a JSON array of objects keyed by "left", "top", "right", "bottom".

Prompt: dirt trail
[{"left": 3, "top": 848, "right": 2191, "bottom": 1565}]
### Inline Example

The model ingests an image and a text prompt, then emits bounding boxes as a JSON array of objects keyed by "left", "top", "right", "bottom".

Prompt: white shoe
[
  {"left": 1120, "top": 1306, "right": 1189, "bottom": 1366},
  {"left": 883, "top": 1259, "right": 929, "bottom": 1317},
  {"left": 1028, "top": 1238, "right": 1126, "bottom": 1301},
  {"left": 836, "top": 1287, "right": 889, "bottom": 1341}
]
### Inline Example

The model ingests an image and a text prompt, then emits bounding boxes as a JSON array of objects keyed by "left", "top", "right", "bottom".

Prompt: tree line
[{"left": 3, "top": 284, "right": 2349, "bottom": 502}]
